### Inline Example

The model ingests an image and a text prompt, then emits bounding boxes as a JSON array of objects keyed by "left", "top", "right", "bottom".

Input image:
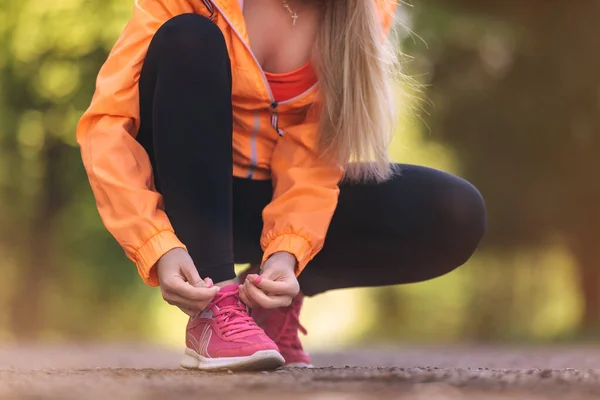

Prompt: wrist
[{"left": 262, "top": 251, "right": 297, "bottom": 272}]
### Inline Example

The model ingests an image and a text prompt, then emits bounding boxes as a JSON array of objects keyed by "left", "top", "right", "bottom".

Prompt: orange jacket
[{"left": 77, "top": 0, "right": 397, "bottom": 286}]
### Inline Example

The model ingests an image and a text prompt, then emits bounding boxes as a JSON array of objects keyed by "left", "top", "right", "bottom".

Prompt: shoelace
[
  {"left": 210, "top": 291, "right": 263, "bottom": 339},
  {"left": 275, "top": 301, "right": 307, "bottom": 350}
]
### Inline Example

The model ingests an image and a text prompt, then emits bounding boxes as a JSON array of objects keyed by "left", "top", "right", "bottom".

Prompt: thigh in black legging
[{"left": 298, "top": 164, "right": 486, "bottom": 296}]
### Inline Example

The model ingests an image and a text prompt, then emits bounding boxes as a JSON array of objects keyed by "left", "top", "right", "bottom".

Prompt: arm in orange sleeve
[
  {"left": 76, "top": 0, "right": 199, "bottom": 286},
  {"left": 261, "top": 108, "right": 344, "bottom": 275}
]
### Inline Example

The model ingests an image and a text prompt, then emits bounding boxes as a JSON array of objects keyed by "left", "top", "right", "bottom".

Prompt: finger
[
  {"left": 203, "top": 277, "right": 214, "bottom": 288},
  {"left": 238, "top": 284, "right": 256, "bottom": 308},
  {"left": 244, "top": 280, "right": 292, "bottom": 308},
  {"left": 239, "top": 285, "right": 253, "bottom": 308},
  {"left": 180, "top": 259, "right": 204, "bottom": 287},
  {"left": 247, "top": 274, "right": 299, "bottom": 297},
  {"left": 242, "top": 283, "right": 261, "bottom": 308},
  {"left": 164, "top": 277, "right": 220, "bottom": 302}
]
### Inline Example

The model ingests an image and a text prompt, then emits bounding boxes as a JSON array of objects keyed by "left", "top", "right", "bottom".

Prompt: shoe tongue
[{"left": 214, "top": 284, "right": 241, "bottom": 308}]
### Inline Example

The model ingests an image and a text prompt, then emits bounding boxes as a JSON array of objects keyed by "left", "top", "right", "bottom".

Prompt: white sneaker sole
[
  {"left": 180, "top": 348, "right": 285, "bottom": 372},
  {"left": 284, "top": 362, "right": 313, "bottom": 368}
]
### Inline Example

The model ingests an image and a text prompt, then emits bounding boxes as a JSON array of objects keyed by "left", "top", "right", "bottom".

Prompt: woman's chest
[
  {"left": 208, "top": 1, "right": 319, "bottom": 109},
  {"left": 239, "top": 0, "right": 320, "bottom": 74}
]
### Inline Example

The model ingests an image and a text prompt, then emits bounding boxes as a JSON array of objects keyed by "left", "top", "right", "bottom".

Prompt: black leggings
[{"left": 136, "top": 14, "right": 486, "bottom": 296}]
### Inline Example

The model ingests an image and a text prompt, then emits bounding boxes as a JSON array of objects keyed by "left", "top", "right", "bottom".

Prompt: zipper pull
[
  {"left": 270, "top": 101, "right": 284, "bottom": 136},
  {"left": 270, "top": 101, "right": 279, "bottom": 113}
]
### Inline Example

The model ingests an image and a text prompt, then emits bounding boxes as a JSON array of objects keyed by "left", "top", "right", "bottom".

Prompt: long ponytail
[{"left": 315, "top": 0, "right": 399, "bottom": 182}]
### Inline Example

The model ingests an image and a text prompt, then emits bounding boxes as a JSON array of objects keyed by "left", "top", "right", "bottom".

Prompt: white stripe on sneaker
[{"left": 198, "top": 324, "right": 211, "bottom": 357}]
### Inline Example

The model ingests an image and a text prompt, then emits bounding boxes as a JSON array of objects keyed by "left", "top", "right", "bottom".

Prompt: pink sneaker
[
  {"left": 252, "top": 293, "right": 312, "bottom": 368},
  {"left": 180, "top": 284, "right": 285, "bottom": 371}
]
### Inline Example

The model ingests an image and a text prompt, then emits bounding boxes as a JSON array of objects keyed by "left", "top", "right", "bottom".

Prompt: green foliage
[{"left": 0, "top": 0, "right": 153, "bottom": 341}]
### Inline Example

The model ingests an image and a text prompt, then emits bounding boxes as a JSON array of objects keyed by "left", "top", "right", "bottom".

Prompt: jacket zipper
[{"left": 209, "top": 1, "right": 317, "bottom": 136}]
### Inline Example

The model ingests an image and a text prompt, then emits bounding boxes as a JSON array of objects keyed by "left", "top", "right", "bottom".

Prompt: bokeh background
[{"left": 0, "top": 0, "right": 598, "bottom": 352}]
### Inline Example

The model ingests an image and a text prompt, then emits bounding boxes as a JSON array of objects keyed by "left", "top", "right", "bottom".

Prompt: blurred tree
[
  {"left": 0, "top": 0, "right": 153, "bottom": 340},
  {"left": 411, "top": 1, "right": 600, "bottom": 334}
]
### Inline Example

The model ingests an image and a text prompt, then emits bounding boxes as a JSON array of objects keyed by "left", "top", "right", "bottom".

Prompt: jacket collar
[{"left": 210, "top": 0, "right": 249, "bottom": 44}]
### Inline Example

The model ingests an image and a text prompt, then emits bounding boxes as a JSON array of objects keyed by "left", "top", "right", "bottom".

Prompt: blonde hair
[{"left": 315, "top": 0, "right": 399, "bottom": 182}]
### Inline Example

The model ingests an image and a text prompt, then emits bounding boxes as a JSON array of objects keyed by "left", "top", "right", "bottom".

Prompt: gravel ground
[{"left": 1, "top": 344, "right": 600, "bottom": 399}]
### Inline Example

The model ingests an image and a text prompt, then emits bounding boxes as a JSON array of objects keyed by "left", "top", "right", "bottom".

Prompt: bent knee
[
  {"left": 439, "top": 177, "right": 487, "bottom": 268},
  {"left": 154, "top": 13, "right": 226, "bottom": 56}
]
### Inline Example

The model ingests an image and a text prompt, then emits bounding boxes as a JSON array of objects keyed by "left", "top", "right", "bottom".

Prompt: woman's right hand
[{"left": 156, "top": 248, "right": 220, "bottom": 316}]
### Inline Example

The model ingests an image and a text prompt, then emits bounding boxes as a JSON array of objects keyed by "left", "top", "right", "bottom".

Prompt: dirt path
[{"left": 1, "top": 344, "right": 600, "bottom": 399}]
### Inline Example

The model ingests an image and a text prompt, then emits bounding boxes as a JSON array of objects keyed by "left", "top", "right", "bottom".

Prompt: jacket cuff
[
  {"left": 262, "top": 234, "right": 314, "bottom": 275},
  {"left": 134, "top": 230, "right": 187, "bottom": 286}
]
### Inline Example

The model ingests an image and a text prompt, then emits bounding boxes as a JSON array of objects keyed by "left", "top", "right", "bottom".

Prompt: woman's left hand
[{"left": 239, "top": 252, "right": 300, "bottom": 309}]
